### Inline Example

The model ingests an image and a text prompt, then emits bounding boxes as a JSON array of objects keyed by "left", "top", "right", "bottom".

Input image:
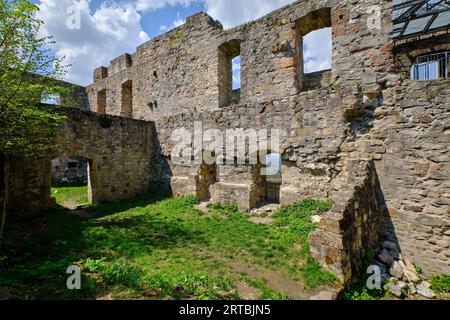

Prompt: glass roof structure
[{"left": 392, "top": 0, "right": 450, "bottom": 39}]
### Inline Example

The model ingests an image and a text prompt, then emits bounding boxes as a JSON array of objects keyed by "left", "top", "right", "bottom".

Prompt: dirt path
[
  {"left": 61, "top": 198, "right": 80, "bottom": 210},
  {"left": 200, "top": 250, "right": 341, "bottom": 300},
  {"left": 228, "top": 260, "right": 326, "bottom": 300}
]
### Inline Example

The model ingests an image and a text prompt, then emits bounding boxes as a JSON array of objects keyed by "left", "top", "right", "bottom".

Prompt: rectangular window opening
[
  {"left": 295, "top": 8, "right": 332, "bottom": 91},
  {"left": 232, "top": 55, "right": 241, "bottom": 104},
  {"left": 411, "top": 52, "right": 449, "bottom": 80},
  {"left": 97, "top": 89, "right": 106, "bottom": 113},
  {"left": 41, "top": 93, "right": 61, "bottom": 105},
  {"left": 121, "top": 80, "right": 133, "bottom": 118}
]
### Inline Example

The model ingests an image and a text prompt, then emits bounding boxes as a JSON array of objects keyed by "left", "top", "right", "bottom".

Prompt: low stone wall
[
  {"left": 310, "top": 159, "right": 384, "bottom": 284},
  {"left": 7, "top": 108, "right": 157, "bottom": 212}
]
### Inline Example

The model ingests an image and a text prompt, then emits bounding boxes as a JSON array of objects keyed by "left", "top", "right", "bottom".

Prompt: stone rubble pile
[
  {"left": 375, "top": 241, "right": 436, "bottom": 299},
  {"left": 250, "top": 203, "right": 281, "bottom": 215}
]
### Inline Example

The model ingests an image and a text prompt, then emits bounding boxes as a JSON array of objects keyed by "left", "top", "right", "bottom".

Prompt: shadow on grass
[
  {"left": 81, "top": 195, "right": 168, "bottom": 217},
  {"left": 0, "top": 195, "right": 208, "bottom": 299}
]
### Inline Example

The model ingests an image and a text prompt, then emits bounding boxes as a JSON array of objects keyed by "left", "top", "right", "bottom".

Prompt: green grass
[
  {"left": 0, "top": 195, "right": 336, "bottom": 300},
  {"left": 341, "top": 277, "right": 385, "bottom": 300},
  {"left": 51, "top": 185, "right": 88, "bottom": 207},
  {"left": 431, "top": 275, "right": 450, "bottom": 294}
]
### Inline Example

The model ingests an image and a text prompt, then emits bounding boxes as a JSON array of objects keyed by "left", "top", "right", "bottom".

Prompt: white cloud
[
  {"left": 134, "top": 0, "right": 196, "bottom": 12},
  {"left": 136, "top": 0, "right": 295, "bottom": 29},
  {"left": 36, "top": 0, "right": 149, "bottom": 86},
  {"left": 158, "top": 12, "right": 184, "bottom": 35},
  {"left": 172, "top": 12, "right": 185, "bottom": 28},
  {"left": 202, "top": 0, "right": 331, "bottom": 77},
  {"left": 36, "top": 0, "right": 331, "bottom": 86},
  {"left": 203, "top": 0, "right": 295, "bottom": 29},
  {"left": 303, "top": 28, "right": 332, "bottom": 73}
]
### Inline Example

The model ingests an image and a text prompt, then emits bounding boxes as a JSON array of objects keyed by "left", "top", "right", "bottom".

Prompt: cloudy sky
[{"left": 32, "top": 0, "right": 331, "bottom": 86}]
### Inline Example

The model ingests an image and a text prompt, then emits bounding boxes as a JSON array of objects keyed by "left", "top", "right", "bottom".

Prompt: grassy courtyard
[
  {"left": 0, "top": 186, "right": 338, "bottom": 300},
  {"left": 51, "top": 185, "right": 89, "bottom": 209}
]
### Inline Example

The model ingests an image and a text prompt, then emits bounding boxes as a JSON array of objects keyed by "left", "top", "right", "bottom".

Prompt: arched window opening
[{"left": 219, "top": 39, "right": 241, "bottom": 107}]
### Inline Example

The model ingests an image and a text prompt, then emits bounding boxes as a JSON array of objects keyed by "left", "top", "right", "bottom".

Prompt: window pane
[{"left": 411, "top": 52, "right": 449, "bottom": 80}]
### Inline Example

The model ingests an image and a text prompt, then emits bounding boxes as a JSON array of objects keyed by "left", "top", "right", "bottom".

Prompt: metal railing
[{"left": 411, "top": 52, "right": 449, "bottom": 80}]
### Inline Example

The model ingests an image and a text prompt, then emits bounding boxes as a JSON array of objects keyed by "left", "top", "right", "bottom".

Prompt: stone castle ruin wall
[{"left": 3, "top": 0, "right": 449, "bottom": 283}]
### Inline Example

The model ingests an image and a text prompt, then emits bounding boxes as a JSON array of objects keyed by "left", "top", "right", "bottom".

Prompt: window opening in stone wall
[
  {"left": 41, "top": 93, "right": 61, "bottom": 105},
  {"left": 303, "top": 28, "right": 332, "bottom": 73},
  {"left": 295, "top": 8, "right": 332, "bottom": 91},
  {"left": 121, "top": 80, "right": 133, "bottom": 118},
  {"left": 410, "top": 52, "right": 449, "bottom": 80},
  {"left": 219, "top": 39, "right": 241, "bottom": 107},
  {"left": 51, "top": 157, "right": 93, "bottom": 209},
  {"left": 97, "top": 89, "right": 106, "bottom": 113},
  {"left": 232, "top": 55, "right": 241, "bottom": 104}
]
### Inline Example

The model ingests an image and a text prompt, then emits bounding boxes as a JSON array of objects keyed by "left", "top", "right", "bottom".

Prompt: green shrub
[
  {"left": 206, "top": 202, "right": 223, "bottom": 210},
  {"left": 272, "top": 199, "right": 332, "bottom": 244},
  {"left": 413, "top": 262, "right": 423, "bottom": 275},
  {"left": 80, "top": 258, "right": 107, "bottom": 272},
  {"left": 431, "top": 275, "right": 450, "bottom": 293},
  {"left": 341, "top": 277, "right": 384, "bottom": 300}
]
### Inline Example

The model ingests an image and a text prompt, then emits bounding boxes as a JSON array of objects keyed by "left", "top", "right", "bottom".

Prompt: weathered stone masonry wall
[
  {"left": 9, "top": 0, "right": 448, "bottom": 281},
  {"left": 152, "top": 90, "right": 348, "bottom": 211},
  {"left": 310, "top": 160, "right": 385, "bottom": 283},
  {"left": 7, "top": 108, "right": 157, "bottom": 211},
  {"left": 87, "top": 0, "right": 395, "bottom": 121},
  {"left": 373, "top": 79, "right": 449, "bottom": 275},
  {"left": 146, "top": 0, "right": 448, "bottom": 277}
]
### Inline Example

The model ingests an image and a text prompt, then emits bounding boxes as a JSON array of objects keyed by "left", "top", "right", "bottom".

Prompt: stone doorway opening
[
  {"left": 262, "top": 152, "right": 282, "bottom": 205},
  {"left": 249, "top": 151, "right": 283, "bottom": 213},
  {"left": 50, "top": 156, "right": 94, "bottom": 209},
  {"left": 196, "top": 162, "right": 218, "bottom": 202}
]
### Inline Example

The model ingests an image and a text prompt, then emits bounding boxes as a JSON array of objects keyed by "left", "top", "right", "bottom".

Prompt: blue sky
[{"left": 33, "top": 0, "right": 331, "bottom": 86}]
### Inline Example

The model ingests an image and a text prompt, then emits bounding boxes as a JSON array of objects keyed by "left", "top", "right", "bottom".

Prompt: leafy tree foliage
[
  {"left": 0, "top": 0, "right": 68, "bottom": 250},
  {"left": 0, "top": 0, "right": 67, "bottom": 157}
]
